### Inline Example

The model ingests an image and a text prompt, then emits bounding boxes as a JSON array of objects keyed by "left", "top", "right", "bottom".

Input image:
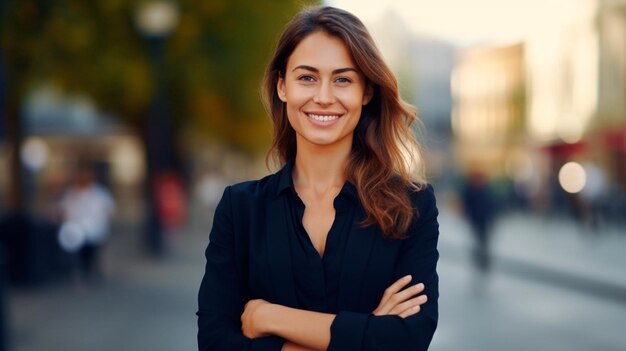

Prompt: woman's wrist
[{"left": 261, "top": 303, "right": 283, "bottom": 335}]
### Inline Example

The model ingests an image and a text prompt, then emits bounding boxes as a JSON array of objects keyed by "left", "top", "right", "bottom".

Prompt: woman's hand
[
  {"left": 241, "top": 299, "right": 273, "bottom": 339},
  {"left": 372, "top": 275, "right": 427, "bottom": 318}
]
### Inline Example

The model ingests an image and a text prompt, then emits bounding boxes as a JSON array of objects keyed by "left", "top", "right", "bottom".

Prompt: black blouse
[
  {"left": 197, "top": 160, "right": 440, "bottom": 351},
  {"left": 285, "top": 168, "right": 356, "bottom": 314}
]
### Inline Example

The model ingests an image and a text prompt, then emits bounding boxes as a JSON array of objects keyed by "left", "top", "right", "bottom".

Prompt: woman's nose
[{"left": 313, "top": 81, "right": 335, "bottom": 105}]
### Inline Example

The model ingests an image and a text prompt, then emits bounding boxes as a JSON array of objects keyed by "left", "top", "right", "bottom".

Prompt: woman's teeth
[{"left": 307, "top": 113, "right": 340, "bottom": 122}]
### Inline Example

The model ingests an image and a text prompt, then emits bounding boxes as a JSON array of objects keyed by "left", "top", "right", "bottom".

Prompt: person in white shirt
[{"left": 58, "top": 164, "right": 115, "bottom": 281}]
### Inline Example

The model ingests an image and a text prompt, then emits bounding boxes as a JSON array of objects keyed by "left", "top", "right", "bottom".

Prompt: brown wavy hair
[{"left": 262, "top": 6, "right": 426, "bottom": 239}]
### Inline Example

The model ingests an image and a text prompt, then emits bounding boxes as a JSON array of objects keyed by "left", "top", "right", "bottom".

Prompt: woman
[{"left": 197, "top": 6, "right": 439, "bottom": 351}]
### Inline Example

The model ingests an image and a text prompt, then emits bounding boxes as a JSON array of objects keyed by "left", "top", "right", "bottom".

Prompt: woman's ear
[
  {"left": 363, "top": 84, "right": 374, "bottom": 106},
  {"left": 277, "top": 75, "right": 287, "bottom": 102}
]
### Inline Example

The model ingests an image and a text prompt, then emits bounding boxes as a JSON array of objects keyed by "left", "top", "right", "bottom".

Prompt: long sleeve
[
  {"left": 328, "top": 184, "right": 440, "bottom": 351},
  {"left": 197, "top": 186, "right": 285, "bottom": 351}
]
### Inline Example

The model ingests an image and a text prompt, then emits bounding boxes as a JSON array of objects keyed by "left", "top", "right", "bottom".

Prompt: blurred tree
[
  {"left": 1, "top": 0, "right": 318, "bottom": 211},
  {"left": 171, "top": 0, "right": 319, "bottom": 152}
]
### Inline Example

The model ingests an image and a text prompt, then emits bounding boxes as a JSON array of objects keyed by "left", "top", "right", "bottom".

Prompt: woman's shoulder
[
  {"left": 385, "top": 174, "right": 436, "bottom": 210},
  {"left": 409, "top": 182, "right": 438, "bottom": 220},
  {"left": 224, "top": 171, "right": 282, "bottom": 201},
  {"left": 409, "top": 182, "right": 436, "bottom": 204}
]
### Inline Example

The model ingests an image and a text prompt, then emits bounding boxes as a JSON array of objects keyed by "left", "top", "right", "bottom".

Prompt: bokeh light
[
  {"left": 20, "top": 137, "right": 50, "bottom": 171},
  {"left": 559, "top": 161, "right": 587, "bottom": 193}
]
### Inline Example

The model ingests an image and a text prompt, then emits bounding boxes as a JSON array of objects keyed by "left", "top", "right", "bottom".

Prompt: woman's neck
[{"left": 292, "top": 138, "right": 351, "bottom": 195}]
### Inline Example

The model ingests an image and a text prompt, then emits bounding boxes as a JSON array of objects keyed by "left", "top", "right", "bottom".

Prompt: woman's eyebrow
[{"left": 292, "top": 65, "right": 359, "bottom": 75}]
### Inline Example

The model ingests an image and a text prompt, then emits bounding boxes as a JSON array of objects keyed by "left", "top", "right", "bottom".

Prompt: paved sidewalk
[
  {"left": 438, "top": 207, "right": 626, "bottom": 302},
  {"left": 6, "top": 219, "right": 208, "bottom": 351}
]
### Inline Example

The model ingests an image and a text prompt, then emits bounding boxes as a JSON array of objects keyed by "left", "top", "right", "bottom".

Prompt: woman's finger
[
  {"left": 380, "top": 282, "right": 424, "bottom": 311},
  {"left": 389, "top": 293, "right": 427, "bottom": 315},
  {"left": 379, "top": 275, "right": 412, "bottom": 306},
  {"left": 398, "top": 304, "right": 421, "bottom": 318},
  {"left": 375, "top": 282, "right": 425, "bottom": 315}
]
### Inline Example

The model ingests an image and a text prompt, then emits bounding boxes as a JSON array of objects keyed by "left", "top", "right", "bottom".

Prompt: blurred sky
[{"left": 328, "top": 0, "right": 582, "bottom": 45}]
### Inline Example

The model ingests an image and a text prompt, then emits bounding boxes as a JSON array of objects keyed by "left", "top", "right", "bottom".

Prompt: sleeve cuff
[
  {"left": 328, "top": 311, "right": 370, "bottom": 351},
  {"left": 250, "top": 335, "right": 285, "bottom": 351}
]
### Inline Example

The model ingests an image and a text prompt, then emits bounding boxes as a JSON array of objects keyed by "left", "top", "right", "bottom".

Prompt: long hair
[{"left": 262, "top": 6, "right": 426, "bottom": 239}]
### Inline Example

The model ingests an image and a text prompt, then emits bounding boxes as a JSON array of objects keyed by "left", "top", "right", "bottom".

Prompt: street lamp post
[{"left": 134, "top": 0, "right": 180, "bottom": 256}]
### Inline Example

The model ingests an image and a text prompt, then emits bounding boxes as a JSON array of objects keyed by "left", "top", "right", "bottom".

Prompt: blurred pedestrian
[
  {"left": 580, "top": 162, "right": 607, "bottom": 229},
  {"left": 196, "top": 169, "right": 226, "bottom": 209},
  {"left": 58, "top": 162, "right": 115, "bottom": 282},
  {"left": 197, "top": 6, "right": 440, "bottom": 351},
  {"left": 460, "top": 170, "right": 496, "bottom": 273}
]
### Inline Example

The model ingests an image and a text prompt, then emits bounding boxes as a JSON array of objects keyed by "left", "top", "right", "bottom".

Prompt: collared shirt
[{"left": 275, "top": 159, "right": 357, "bottom": 313}]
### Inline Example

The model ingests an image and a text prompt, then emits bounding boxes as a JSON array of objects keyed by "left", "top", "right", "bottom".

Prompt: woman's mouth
[{"left": 306, "top": 113, "right": 342, "bottom": 123}]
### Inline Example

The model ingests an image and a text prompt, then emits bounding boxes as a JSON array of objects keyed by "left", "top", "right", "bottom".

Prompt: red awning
[
  {"left": 603, "top": 128, "right": 626, "bottom": 152},
  {"left": 541, "top": 140, "right": 588, "bottom": 156}
]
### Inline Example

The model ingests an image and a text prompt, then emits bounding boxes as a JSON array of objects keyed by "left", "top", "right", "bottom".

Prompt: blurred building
[
  {"left": 451, "top": 42, "right": 525, "bottom": 177},
  {"left": 526, "top": 0, "right": 625, "bottom": 145},
  {"left": 368, "top": 10, "right": 457, "bottom": 180},
  {"left": 452, "top": 0, "right": 626, "bottom": 216},
  {"left": 525, "top": 0, "right": 626, "bottom": 212}
]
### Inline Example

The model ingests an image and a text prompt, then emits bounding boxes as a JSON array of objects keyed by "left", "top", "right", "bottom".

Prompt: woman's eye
[
  {"left": 298, "top": 75, "right": 315, "bottom": 82},
  {"left": 335, "top": 77, "right": 352, "bottom": 84}
]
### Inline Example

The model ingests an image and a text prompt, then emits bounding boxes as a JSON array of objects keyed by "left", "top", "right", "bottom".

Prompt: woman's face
[{"left": 277, "top": 31, "right": 372, "bottom": 150}]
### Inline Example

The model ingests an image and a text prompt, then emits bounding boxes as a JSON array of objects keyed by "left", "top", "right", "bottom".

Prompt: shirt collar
[{"left": 274, "top": 158, "right": 296, "bottom": 198}]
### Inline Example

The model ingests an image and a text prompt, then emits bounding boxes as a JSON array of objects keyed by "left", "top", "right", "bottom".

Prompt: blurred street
[
  {"left": 433, "top": 205, "right": 626, "bottom": 351},
  {"left": 6, "top": 216, "right": 207, "bottom": 351},
  {"left": 2, "top": 1, "right": 626, "bottom": 350},
  {"left": 5, "top": 201, "right": 626, "bottom": 351}
]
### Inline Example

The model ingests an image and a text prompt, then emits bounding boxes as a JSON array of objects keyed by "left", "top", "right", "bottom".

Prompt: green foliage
[{"left": 2, "top": 0, "right": 319, "bottom": 154}]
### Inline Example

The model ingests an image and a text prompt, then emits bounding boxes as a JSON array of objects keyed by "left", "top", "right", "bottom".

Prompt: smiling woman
[{"left": 197, "top": 6, "right": 440, "bottom": 351}]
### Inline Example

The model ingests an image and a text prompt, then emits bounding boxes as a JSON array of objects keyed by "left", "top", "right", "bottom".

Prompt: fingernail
[{"left": 419, "top": 295, "right": 427, "bottom": 301}]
